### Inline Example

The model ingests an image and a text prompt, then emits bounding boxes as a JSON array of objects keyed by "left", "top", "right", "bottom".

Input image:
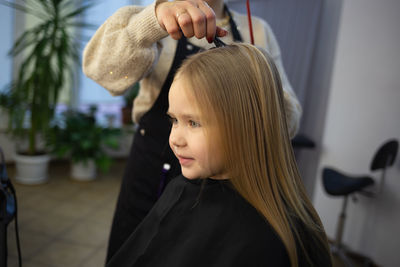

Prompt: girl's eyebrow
[
  {"left": 166, "top": 111, "right": 200, "bottom": 121},
  {"left": 181, "top": 114, "right": 200, "bottom": 121}
]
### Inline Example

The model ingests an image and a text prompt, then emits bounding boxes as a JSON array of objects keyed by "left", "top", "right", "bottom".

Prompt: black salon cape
[{"left": 106, "top": 175, "right": 290, "bottom": 267}]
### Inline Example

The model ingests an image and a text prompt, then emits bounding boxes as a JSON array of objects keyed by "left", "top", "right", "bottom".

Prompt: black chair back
[{"left": 370, "top": 140, "right": 398, "bottom": 171}]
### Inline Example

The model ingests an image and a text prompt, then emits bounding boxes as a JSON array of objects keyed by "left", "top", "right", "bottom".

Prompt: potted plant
[
  {"left": 47, "top": 106, "right": 121, "bottom": 181},
  {"left": 0, "top": 0, "right": 93, "bottom": 184},
  {"left": 121, "top": 83, "right": 139, "bottom": 125}
]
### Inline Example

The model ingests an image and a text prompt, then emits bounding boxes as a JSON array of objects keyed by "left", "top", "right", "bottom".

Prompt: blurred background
[{"left": 1, "top": 0, "right": 399, "bottom": 266}]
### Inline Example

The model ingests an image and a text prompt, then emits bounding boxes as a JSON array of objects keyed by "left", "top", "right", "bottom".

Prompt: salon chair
[{"left": 322, "top": 139, "right": 398, "bottom": 267}]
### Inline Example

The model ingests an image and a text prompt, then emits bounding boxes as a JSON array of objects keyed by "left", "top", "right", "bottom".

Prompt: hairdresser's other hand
[{"left": 156, "top": 0, "right": 228, "bottom": 42}]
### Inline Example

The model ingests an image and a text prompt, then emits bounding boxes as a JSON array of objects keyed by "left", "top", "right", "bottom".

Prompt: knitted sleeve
[{"left": 82, "top": 0, "right": 168, "bottom": 96}]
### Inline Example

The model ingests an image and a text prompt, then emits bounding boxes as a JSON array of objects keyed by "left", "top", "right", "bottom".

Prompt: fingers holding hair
[
  {"left": 157, "top": 2, "right": 183, "bottom": 39},
  {"left": 197, "top": 1, "right": 216, "bottom": 41},
  {"left": 156, "top": 0, "right": 227, "bottom": 41},
  {"left": 184, "top": 3, "right": 208, "bottom": 39},
  {"left": 176, "top": 8, "right": 195, "bottom": 38}
]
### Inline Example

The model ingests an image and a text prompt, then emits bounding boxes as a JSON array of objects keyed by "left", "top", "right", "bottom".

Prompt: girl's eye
[
  {"left": 189, "top": 120, "right": 200, "bottom": 128},
  {"left": 168, "top": 115, "right": 178, "bottom": 125}
]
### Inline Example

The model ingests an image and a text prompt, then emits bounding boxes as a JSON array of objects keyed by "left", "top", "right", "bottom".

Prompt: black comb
[{"left": 213, "top": 37, "right": 226, "bottom": 47}]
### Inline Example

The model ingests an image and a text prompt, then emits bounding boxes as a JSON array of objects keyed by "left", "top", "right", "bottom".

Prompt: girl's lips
[{"left": 177, "top": 155, "right": 194, "bottom": 166}]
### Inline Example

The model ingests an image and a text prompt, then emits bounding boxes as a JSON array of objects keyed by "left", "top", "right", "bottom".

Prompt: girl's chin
[
  {"left": 181, "top": 172, "right": 202, "bottom": 180},
  {"left": 181, "top": 168, "right": 228, "bottom": 180},
  {"left": 181, "top": 169, "right": 205, "bottom": 180}
]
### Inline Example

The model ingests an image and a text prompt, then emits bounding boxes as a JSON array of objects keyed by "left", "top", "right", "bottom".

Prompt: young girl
[
  {"left": 106, "top": 44, "right": 330, "bottom": 267},
  {"left": 84, "top": 0, "right": 302, "bottom": 260}
]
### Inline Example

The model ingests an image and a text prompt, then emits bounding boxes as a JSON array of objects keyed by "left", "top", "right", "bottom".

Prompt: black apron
[{"left": 106, "top": 8, "right": 243, "bottom": 262}]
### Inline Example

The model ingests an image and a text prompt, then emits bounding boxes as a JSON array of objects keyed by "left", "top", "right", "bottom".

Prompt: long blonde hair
[{"left": 174, "top": 43, "right": 331, "bottom": 266}]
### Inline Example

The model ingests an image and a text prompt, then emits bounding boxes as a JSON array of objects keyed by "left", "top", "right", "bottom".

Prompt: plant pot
[
  {"left": 71, "top": 160, "right": 96, "bottom": 181},
  {"left": 14, "top": 153, "right": 50, "bottom": 184}
]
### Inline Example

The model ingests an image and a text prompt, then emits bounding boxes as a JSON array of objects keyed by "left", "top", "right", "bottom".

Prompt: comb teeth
[{"left": 213, "top": 37, "right": 226, "bottom": 47}]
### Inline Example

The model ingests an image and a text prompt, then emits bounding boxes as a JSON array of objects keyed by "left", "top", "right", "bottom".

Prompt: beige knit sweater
[{"left": 83, "top": 0, "right": 302, "bottom": 138}]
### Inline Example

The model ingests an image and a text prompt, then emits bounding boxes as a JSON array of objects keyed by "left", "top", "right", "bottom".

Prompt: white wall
[
  {"left": 313, "top": 0, "right": 400, "bottom": 266},
  {"left": 297, "top": 0, "right": 343, "bottom": 196}
]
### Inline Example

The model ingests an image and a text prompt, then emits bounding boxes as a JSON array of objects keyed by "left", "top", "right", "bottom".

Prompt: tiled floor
[{"left": 5, "top": 160, "right": 124, "bottom": 267}]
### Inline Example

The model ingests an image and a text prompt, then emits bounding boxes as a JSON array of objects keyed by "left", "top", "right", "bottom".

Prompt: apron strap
[{"left": 224, "top": 5, "right": 243, "bottom": 42}]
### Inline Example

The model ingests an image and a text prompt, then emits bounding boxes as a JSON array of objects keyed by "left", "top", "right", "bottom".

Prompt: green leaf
[
  {"left": 0, "top": 0, "right": 48, "bottom": 19},
  {"left": 96, "top": 155, "right": 111, "bottom": 172},
  {"left": 2, "top": 0, "right": 96, "bottom": 154}
]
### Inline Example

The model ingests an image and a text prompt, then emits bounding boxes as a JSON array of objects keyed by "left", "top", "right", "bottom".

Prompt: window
[
  {"left": 0, "top": 4, "right": 14, "bottom": 130},
  {"left": 0, "top": 5, "right": 13, "bottom": 93}
]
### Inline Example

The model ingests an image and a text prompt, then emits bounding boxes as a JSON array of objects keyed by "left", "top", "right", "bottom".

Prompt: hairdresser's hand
[{"left": 156, "top": 0, "right": 228, "bottom": 42}]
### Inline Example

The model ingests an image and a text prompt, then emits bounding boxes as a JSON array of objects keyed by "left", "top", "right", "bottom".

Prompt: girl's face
[{"left": 168, "top": 77, "right": 227, "bottom": 180}]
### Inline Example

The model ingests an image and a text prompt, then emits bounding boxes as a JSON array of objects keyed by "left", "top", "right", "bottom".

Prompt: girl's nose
[{"left": 169, "top": 126, "right": 186, "bottom": 148}]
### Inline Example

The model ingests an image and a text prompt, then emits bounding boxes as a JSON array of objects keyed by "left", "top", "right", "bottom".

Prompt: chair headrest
[{"left": 370, "top": 139, "right": 399, "bottom": 171}]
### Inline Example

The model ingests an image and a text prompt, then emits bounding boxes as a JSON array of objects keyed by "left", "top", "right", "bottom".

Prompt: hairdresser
[{"left": 83, "top": 0, "right": 302, "bottom": 261}]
